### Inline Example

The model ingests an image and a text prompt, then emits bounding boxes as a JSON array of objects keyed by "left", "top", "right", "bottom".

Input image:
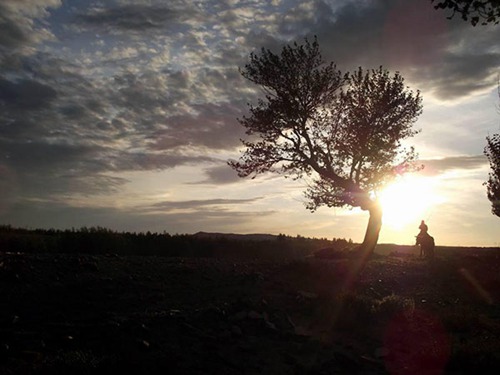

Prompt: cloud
[
  {"left": 415, "top": 52, "right": 500, "bottom": 100},
  {"left": 0, "top": 198, "right": 275, "bottom": 234},
  {"left": 0, "top": 77, "right": 58, "bottom": 109},
  {"left": 0, "top": 9, "right": 29, "bottom": 49},
  {"left": 149, "top": 197, "right": 262, "bottom": 211},
  {"left": 281, "top": 0, "right": 499, "bottom": 100},
  {"left": 0, "top": 45, "right": 245, "bottom": 202},
  {"left": 420, "top": 155, "right": 488, "bottom": 176},
  {"left": 74, "top": 3, "right": 195, "bottom": 33},
  {"left": 150, "top": 102, "right": 246, "bottom": 151},
  {"left": 196, "top": 164, "right": 241, "bottom": 185},
  {"left": 0, "top": 0, "right": 60, "bottom": 53}
]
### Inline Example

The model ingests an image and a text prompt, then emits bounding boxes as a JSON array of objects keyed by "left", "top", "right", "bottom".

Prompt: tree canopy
[
  {"left": 432, "top": 0, "right": 500, "bottom": 25},
  {"left": 230, "top": 38, "right": 422, "bottom": 253},
  {"left": 485, "top": 133, "right": 500, "bottom": 217}
]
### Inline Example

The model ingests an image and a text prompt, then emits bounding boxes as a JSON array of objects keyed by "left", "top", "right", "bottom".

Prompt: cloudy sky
[{"left": 0, "top": 0, "right": 499, "bottom": 246}]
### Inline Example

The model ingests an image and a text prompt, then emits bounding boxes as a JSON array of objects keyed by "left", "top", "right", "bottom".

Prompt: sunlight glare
[{"left": 379, "top": 175, "right": 444, "bottom": 230}]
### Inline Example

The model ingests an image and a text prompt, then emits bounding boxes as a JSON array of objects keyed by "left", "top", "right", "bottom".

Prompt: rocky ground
[{"left": 1, "top": 248, "right": 500, "bottom": 374}]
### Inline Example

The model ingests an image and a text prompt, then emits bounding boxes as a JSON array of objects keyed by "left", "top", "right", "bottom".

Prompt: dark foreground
[{"left": 1, "top": 247, "right": 500, "bottom": 374}]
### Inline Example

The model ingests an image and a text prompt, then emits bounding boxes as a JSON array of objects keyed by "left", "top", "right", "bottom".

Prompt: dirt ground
[{"left": 1, "top": 248, "right": 500, "bottom": 374}]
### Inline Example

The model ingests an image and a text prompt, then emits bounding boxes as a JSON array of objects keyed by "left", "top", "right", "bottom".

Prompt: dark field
[{"left": 2, "top": 243, "right": 500, "bottom": 374}]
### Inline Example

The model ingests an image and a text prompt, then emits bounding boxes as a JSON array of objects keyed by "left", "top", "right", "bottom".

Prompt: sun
[{"left": 378, "top": 175, "right": 443, "bottom": 230}]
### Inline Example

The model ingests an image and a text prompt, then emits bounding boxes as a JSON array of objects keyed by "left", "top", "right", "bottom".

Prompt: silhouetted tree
[
  {"left": 230, "top": 38, "right": 422, "bottom": 256},
  {"left": 432, "top": 0, "right": 500, "bottom": 25},
  {"left": 483, "top": 81, "right": 500, "bottom": 217},
  {"left": 485, "top": 133, "right": 500, "bottom": 217}
]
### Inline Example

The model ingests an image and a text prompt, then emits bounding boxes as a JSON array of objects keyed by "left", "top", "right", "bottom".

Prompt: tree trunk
[
  {"left": 321, "top": 172, "right": 383, "bottom": 256},
  {"left": 340, "top": 201, "right": 382, "bottom": 292},
  {"left": 359, "top": 202, "right": 383, "bottom": 256}
]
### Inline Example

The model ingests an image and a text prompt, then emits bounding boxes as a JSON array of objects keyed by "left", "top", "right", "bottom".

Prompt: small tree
[
  {"left": 230, "top": 38, "right": 422, "bottom": 255},
  {"left": 484, "top": 81, "right": 500, "bottom": 217},
  {"left": 485, "top": 133, "right": 500, "bottom": 216},
  {"left": 432, "top": 0, "right": 500, "bottom": 25}
]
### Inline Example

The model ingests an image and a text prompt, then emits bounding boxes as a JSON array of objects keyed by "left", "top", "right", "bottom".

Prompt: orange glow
[{"left": 379, "top": 175, "right": 444, "bottom": 230}]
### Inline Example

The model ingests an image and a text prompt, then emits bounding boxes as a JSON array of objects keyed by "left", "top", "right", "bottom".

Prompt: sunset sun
[{"left": 379, "top": 175, "right": 443, "bottom": 230}]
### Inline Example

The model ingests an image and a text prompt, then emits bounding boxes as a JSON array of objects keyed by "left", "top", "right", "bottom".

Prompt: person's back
[
  {"left": 418, "top": 220, "right": 428, "bottom": 234},
  {"left": 416, "top": 220, "right": 434, "bottom": 258}
]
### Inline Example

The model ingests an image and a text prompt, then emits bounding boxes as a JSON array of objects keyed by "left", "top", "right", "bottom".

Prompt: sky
[{"left": 0, "top": 0, "right": 499, "bottom": 247}]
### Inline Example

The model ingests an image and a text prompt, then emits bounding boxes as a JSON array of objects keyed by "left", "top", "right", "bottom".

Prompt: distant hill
[{"left": 192, "top": 231, "right": 278, "bottom": 241}]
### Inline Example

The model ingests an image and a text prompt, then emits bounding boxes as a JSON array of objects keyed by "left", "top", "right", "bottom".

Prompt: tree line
[{"left": 0, "top": 225, "right": 352, "bottom": 259}]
